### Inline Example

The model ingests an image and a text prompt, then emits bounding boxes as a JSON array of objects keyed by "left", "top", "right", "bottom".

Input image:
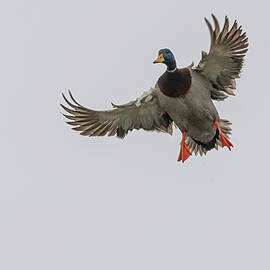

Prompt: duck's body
[
  {"left": 157, "top": 68, "right": 219, "bottom": 143},
  {"left": 61, "top": 14, "right": 248, "bottom": 162}
]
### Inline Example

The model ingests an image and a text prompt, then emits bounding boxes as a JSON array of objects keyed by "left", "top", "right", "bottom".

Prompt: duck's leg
[
  {"left": 177, "top": 131, "right": 192, "bottom": 162},
  {"left": 214, "top": 120, "right": 233, "bottom": 150}
]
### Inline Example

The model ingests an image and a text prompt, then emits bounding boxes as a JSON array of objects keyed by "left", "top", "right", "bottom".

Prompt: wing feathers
[
  {"left": 195, "top": 14, "right": 248, "bottom": 101},
  {"left": 61, "top": 90, "right": 173, "bottom": 139},
  {"left": 218, "top": 16, "right": 229, "bottom": 42},
  {"left": 212, "top": 14, "right": 220, "bottom": 39},
  {"left": 204, "top": 18, "right": 215, "bottom": 46}
]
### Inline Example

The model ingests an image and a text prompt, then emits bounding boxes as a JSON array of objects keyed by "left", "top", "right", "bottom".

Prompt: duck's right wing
[{"left": 61, "top": 89, "right": 173, "bottom": 138}]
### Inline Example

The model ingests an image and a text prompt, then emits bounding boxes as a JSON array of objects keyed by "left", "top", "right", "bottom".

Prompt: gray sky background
[{"left": 1, "top": 0, "right": 270, "bottom": 269}]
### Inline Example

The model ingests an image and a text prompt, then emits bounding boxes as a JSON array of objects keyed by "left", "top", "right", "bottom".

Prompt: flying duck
[{"left": 61, "top": 14, "right": 248, "bottom": 162}]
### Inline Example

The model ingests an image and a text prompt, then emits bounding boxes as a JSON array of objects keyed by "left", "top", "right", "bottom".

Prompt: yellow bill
[{"left": 153, "top": 53, "right": 165, "bottom": 63}]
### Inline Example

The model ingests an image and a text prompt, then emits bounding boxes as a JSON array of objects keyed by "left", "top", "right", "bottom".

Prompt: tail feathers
[{"left": 186, "top": 119, "right": 232, "bottom": 156}]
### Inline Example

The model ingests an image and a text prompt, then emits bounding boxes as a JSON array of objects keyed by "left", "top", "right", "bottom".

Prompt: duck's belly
[{"left": 157, "top": 81, "right": 220, "bottom": 143}]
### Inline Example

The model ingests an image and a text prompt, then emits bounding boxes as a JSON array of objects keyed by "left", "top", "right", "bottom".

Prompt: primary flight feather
[{"left": 61, "top": 14, "right": 248, "bottom": 162}]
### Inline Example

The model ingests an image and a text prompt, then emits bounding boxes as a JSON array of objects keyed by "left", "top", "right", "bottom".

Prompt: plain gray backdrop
[{"left": 1, "top": 0, "right": 270, "bottom": 269}]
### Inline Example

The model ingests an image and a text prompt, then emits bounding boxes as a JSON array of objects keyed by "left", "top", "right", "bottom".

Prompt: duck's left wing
[
  {"left": 61, "top": 90, "right": 173, "bottom": 138},
  {"left": 194, "top": 14, "right": 248, "bottom": 101}
]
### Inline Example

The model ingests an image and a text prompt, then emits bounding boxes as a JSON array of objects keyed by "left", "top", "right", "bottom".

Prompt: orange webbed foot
[
  {"left": 214, "top": 120, "right": 233, "bottom": 150},
  {"left": 177, "top": 131, "right": 192, "bottom": 163}
]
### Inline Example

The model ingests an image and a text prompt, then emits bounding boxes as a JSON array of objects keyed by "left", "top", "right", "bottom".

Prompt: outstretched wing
[
  {"left": 194, "top": 14, "right": 248, "bottom": 101},
  {"left": 61, "top": 90, "right": 173, "bottom": 138}
]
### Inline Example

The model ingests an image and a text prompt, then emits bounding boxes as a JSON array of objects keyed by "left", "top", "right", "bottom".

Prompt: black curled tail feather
[
  {"left": 192, "top": 128, "right": 219, "bottom": 151},
  {"left": 185, "top": 119, "right": 232, "bottom": 156}
]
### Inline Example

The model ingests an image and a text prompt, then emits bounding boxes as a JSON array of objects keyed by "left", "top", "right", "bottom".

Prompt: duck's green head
[{"left": 153, "top": 48, "right": 177, "bottom": 71}]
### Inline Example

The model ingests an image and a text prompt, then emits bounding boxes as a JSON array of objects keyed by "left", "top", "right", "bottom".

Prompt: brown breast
[{"left": 157, "top": 68, "right": 191, "bottom": 98}]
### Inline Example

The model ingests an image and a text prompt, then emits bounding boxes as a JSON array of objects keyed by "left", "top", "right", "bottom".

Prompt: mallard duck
[{"left": 61, "top": 14, "right": 248, "bottom": 162}]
